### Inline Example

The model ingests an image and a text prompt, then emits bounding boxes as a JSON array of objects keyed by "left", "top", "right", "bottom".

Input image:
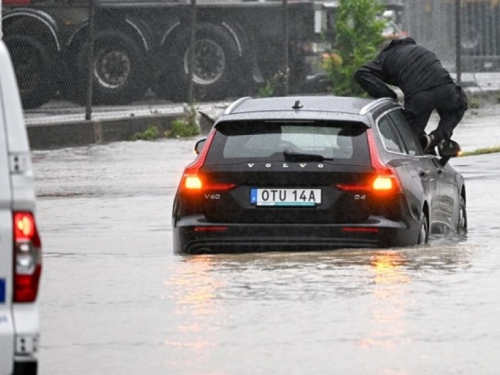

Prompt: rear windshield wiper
[{"left": 283, "top": 150, "right": 331, "bottom": 162}]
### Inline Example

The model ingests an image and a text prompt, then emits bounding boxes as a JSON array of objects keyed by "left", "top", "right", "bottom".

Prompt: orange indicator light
[
  {"left": 184, "top": 176, "right": 203, "bottom": 190},
  {"left": 373, "top": 176, "right": 393, "bottom": 191}
]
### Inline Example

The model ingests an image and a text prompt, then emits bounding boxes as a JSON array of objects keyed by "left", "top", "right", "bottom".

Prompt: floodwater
[{"left": 32, "top": 118, "right": 500, "bottom": 374}]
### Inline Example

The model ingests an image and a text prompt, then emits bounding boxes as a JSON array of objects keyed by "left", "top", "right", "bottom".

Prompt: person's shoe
[{"left": 419, "top": 134, "right": 436, "bottom": 153}]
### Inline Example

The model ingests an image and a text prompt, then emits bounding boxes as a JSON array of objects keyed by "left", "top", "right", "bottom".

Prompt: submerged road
[{"left": 31, "top": 108, "right": 500, "bottom": 374}]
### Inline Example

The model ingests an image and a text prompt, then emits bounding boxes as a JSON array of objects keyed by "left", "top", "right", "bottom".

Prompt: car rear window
[{"left": 204, "top": 120, "right": 371, "bottom": 165}]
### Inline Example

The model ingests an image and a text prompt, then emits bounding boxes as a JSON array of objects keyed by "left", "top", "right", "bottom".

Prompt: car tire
[
  {"left": 156, "top": 23, "right": 240, "bottom": 102},
  {"left": 457, "top": 195, "right": 467, "bottom": 235},
  {"left": 75, "top": 30, "right": 149, "bottom": 105},
  {"left": 3, "top": 35, "right": 55, "bottom": 109},
  {"left": 417, "top": 213, "right": 429, "bottom": 245}
]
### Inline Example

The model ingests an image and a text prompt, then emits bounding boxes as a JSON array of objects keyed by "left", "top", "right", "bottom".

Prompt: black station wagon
[{"left": 172, "top": 96, "right": 466, "bottom": 255}]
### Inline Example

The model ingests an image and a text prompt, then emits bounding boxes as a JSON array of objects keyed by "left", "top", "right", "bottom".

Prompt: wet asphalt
[{"left": 30, "top": 102, "right": 500, "bottom": 373}]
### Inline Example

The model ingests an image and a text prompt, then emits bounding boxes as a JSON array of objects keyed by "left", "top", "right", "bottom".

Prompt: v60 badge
[{"left": 205, "top": 194, "right": 221, "bottom": 200}]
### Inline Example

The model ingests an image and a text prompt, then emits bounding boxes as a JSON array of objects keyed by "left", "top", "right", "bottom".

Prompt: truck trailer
[{"left": 2, "top": 0, "right": 329, "bottom": 108}]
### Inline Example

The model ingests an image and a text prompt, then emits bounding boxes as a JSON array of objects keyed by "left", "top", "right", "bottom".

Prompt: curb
[
  {"left": 26, "top": 86, "right": 500, "bottom": 151},
  {"left": 27, "top": 112, "right": 184, "bottom": 150}
]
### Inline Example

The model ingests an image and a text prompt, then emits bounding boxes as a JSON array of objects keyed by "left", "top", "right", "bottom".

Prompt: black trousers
[{"left": 403, "top": 83, "right": 468, "bottom": 141}]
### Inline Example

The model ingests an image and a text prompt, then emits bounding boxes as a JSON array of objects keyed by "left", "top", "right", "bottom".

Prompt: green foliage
[
  {"left": 323, "top": 0, "right": 387, "bottom": 97},
  {"left": 469, "top": 96, "right": 481, "bottom": 109},
  {"left": 257, "top": 80, "right": 274, "bottom": 98},
  {"left": 166, "top": 105, "right": 201, "bottom": 138},
  {"left": 130, "top": 125, "right": 160, "bottom": 141},
  {"left": 256, "top": 69, "right": 287, "bottom": 98},
  {"left": 168, "top": 118, "right": 200, "bottom": 138}
]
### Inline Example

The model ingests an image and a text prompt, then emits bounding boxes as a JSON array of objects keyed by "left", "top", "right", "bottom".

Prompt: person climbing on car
[{"left": 354, "top": 37, "right": 468, "bottom": 153}]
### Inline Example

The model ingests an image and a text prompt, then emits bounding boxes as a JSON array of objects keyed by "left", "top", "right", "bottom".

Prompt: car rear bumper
[{"left": 173, "top": 215, "right": 417, "bottom": 254}]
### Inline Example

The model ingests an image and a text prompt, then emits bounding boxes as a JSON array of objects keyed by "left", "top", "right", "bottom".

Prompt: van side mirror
[
  {"left": 194, "top": 138, "right": 206, "bottom": 155},
  {"left": 438, "top": 140, "right": 462, "bottom": 166}
]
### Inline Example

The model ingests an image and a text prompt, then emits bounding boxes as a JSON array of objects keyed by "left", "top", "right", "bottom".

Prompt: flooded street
[{"left": 32, "top": 115, "right": 500, "bottom": 374}]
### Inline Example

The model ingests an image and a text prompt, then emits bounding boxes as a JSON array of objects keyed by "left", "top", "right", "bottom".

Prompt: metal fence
[
  {"left": 2, "top": 0, "right": 300, "bottom": 118},
  {"left": 2, "top": 0, "right": 500, "bottom": 118},
  {"left": 401, "top": 0, "right": 500, "bottom": 73}
]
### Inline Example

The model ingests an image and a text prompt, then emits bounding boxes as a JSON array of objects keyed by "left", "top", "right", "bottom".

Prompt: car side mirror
[
  {"left": 194, "top": 138, "right": 206, "bottom": 155},
  {"left": 438, "top": 140, "right": 462, "bottom": 166}
]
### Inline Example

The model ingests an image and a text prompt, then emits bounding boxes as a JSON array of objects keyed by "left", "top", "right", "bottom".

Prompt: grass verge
[
  {"left": 461, "top": 146, "right": 500, "bottom": 157},
  {"left": 130, "top": 125, "right": 160, "bottom": 141}
]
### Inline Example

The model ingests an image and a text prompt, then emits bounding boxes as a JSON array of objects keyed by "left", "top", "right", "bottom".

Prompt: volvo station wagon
[{"left": 172, "top": 96, "right": 466, "bottom": 255}]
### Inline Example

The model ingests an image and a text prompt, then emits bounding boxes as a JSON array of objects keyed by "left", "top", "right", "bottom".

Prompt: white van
[{"left": 0, "top": 41, "right": 42, "bottom": 374}]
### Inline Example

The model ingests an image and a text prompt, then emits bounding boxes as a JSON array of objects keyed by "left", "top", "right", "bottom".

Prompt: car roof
[{"left": 219, "top": 96, "right": 398, "bottom": 125}]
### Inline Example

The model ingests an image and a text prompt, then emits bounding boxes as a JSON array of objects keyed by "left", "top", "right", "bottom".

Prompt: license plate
[{"left": 250, "top": 188, "right": 321, "bottom": 207}]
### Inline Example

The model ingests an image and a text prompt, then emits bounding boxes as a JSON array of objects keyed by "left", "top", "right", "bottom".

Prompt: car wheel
[
  {"left": 457, "top": 196, "right": 467, "bottom": 235},
  {"left": 4, "top": 35, "right": 55, "bottom": 109},
  {"left": 156, "top": 23, "right": 240, "bottom": 102},
  {"left": 76, "top": 30, "right": 149, "bottom": 105},
  {"left": 417, "top": 213, "right": 429, "bottom": 245}
]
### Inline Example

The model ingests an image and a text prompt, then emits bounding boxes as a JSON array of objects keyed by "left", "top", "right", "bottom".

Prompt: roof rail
[
  {"left": 359, "top": 97, "right": 397, "bottom": 116},
  {"left": 224, "top": 96, "right": 252, "bottom": 115}
]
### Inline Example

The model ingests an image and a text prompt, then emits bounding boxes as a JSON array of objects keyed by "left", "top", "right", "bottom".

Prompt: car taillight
[
  {"left": 366, "top": 129, "right": 401, "bottom": 194},
  {"left": 183, "top": 175, "right": 235, "bottom": 192},
  {"left": 13, "top": 212, "right": 42, "bottom": 303},
  {"left": 184, "top": 175, "right": 203, "bottom": 190},
  {"left": 336, "top": 184, "right": 372, "bottom": 192},
  {"left": 180, "top": 130, "right": 236, "bottom": 193},
  {"left": 181, "top": 130, "right": 214, "bottom": 191},
  {"left": 372, "top": 175, "right": 395, "bottom": 191},
  {"left": 194, "top": 226, "right": 228, "bottom": 232},
  {"left": 337, "top": 130, "right": 400, "bottom": 194}
]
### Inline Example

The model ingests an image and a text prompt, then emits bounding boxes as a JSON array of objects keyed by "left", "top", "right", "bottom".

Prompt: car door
[
  {"left": 387, "top": 109, "right": 447, "bottom": 233},
  {"left": 376, "top": 113, "right": 431, "bottom": 222},
  {"left": 0, "top": 81, "right": 15, "bottom": 375},
  {"left": 436, "top": 156, "right": 461, "bottom": 231}
]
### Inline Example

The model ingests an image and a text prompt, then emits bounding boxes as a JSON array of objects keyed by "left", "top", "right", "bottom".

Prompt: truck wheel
[
  {"left": 4, "top": 35, "right": 55, "bottom": 109},
  {"left": 76, "top": 30, "right": 149, "bottom": 105},
  {"left": 157, "top": 23, "right": 240, "bottom": 102}
]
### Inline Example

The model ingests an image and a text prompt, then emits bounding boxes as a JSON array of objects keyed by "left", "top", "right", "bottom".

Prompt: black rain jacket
[{"left": 354, "top": 38, "right": 454, "bottom": 100}]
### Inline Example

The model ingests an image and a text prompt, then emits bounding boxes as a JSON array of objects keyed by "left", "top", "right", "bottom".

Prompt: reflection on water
[
  {"left": 169, "top": 256, "right": 222, "bottom": 307},
  {"left": 161, "top": 242, "right": 479, "bottom": 374},
  {"left": 164, "top": 255, "right": 225, "bottom": 371},
  {"left": 361, "top": 252, "right": 411, "bottom": 351},
  {"left": 33, "top": 143, "right": 500, "bottom": 374}
]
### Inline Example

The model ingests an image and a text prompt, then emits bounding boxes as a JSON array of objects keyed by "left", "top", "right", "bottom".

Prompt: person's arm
[{"left": 354, "top": 59, "right": 397, "bottom": 99}]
